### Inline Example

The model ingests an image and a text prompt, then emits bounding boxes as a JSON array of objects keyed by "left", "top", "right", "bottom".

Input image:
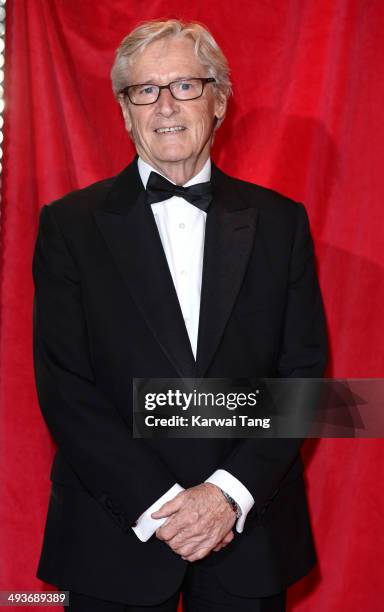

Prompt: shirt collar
[{"left": 137, "top": 156, "right": 211, "bottom": 189}]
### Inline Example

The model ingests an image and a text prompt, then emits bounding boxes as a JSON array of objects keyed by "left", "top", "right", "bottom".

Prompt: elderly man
[{"left": 33, "top": 18, "right": 327, "bottom": 612}]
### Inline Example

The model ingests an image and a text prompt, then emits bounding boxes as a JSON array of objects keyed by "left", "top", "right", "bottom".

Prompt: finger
[
  {"left": 223, "top": 531, "right": 234, "bottom": 544},
  {"left": 218, "top": 533, "right": 234, "bottom": 550},
  {"left": 173, "top": 533, "right": 207, "bottom": 555},
  {"left": 154, "top": 518, "right": 173, "bottom": 540},
  {"left": 156, "top": 509, "right": 202, "bottom": 541},
  {"left": 212, "top": 538, "right": 226, "bottom": 552},
  {"left": 156, "top": 522, "right": 180, "bottom": 541},
  {"left": 151, "top": 497, "right": 183, "bottom": 519},
  {"left": 213, "top": 537, "right": 229, "bottom": 552},
  {"left": 181, "top": 546, "right": 211, "bottom": 562},
  {"left": 156, "top": 515, "right": 192, "bottom": 541},
  {"left": 176, "top": 524, "right": 231, "bottom": 555},
  {"left": 210, "top": 529, "right": 235, "bottom": 552}
]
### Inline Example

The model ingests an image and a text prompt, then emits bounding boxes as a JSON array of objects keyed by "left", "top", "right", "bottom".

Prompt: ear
[
  {"left": 118, "top": 96, "right": 133, "bottom": 133},
  {"left": 214, "top": 91, "right": 227, "bottom": 122}
]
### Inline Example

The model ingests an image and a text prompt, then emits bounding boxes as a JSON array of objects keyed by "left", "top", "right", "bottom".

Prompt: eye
[
  {"left": 173, "top": 80, "right": 193, "bottom": 92},
  {"left": 140, "top": 85, "right": 155, "bottom": 95}
]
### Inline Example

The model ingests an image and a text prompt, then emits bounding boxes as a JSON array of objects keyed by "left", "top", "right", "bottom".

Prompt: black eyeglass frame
[{"left": 119, "top": 77, "right": 217, "bottom": 105}]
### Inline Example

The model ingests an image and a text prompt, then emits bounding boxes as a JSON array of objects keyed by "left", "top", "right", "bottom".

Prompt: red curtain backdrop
[{"left": 1, "top": 1, "right": 383, "bottom": 610}]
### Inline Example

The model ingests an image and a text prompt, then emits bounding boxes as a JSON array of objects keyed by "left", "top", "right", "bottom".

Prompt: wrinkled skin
[
  {"left": 118, "top": 36, "right": 227, "bottom": 186},
  {"left": 152, "top": 482, "right": 236, "bottom": 562}
]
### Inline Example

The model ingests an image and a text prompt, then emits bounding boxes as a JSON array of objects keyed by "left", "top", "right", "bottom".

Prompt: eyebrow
[{"left": 133, "top": 75, "right": 201, "bottom": 84}]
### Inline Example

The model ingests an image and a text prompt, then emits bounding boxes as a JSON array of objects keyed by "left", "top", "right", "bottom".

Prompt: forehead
[{"left": 129, "top": 36, "right": 206, "bottom": 83}]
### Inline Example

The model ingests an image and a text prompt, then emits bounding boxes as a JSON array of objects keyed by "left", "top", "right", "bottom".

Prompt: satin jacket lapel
[
  {"left": 93, "top": 159, "right": 196, "bottom": 378},
  {"left": 195, "top": 163, "right": 259, "bottom": 377}
]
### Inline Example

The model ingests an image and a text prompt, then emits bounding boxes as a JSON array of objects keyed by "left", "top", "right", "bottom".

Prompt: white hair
[{"left": 110, "top": 19, "right": 232, "bottom": 128}]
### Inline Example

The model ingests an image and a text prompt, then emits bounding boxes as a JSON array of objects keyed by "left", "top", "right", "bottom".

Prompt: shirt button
[
  {"left": 180, "top": 270, "right": 187, "bottom": 276},
  {"left": 179, "top": 222, "right": 186, "bottom": 229},
  {"left": 184, "top": 317, "right": 190, "bottom": 323}
]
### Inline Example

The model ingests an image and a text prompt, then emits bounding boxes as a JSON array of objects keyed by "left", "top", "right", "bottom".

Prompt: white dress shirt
[{"left": 132, "top": 156, "right": 255, "bottom": 542}]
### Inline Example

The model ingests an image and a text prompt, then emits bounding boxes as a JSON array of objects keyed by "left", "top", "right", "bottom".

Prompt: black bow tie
[{"left": 146, "top": 171, "right": 213, "bottom": 212}]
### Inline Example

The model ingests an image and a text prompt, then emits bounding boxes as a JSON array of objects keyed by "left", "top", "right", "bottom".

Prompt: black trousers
[{"left": 66, "top": 563, "right": 286, "bottom": 611}]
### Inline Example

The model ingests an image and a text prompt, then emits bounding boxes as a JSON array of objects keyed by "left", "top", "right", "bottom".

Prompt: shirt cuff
[
  {"left": 204, "top": 469, "right": 255, "bottom": 533},
  {"left": 131, "top": 483, "right": 185, "bottom": 542}
]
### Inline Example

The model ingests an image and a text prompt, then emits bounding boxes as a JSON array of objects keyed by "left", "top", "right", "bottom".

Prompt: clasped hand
[{"left": 151, "top": 482, "right": 236, "bottom": 562}]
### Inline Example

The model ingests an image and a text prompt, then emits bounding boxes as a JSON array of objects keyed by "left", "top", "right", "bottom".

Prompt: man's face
[{"left": 119, "top": 36, "right": 227, "bottom": 177}]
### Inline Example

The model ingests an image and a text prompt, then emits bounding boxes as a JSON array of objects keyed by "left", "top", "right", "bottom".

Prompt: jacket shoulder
[
  {"left": 215, "top": 165, "right": 306, "bottom": 220},
  {"left": 43, "top": 175, "right": 116, "bottom": 218}
]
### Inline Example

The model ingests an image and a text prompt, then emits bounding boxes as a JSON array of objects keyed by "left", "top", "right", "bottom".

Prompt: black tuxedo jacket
[{"left": 32, "top": 158, "right": 327, "bottom": 606}]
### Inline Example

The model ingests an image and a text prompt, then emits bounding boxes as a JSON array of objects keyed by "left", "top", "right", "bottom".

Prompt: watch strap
[{"left": 219, "top": 488, "right": 242, "bottom": 519}]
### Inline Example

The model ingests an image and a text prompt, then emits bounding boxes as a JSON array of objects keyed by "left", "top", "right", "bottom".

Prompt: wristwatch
[{"left": 219, "top": 488, "right": 242, "bottom": 519}]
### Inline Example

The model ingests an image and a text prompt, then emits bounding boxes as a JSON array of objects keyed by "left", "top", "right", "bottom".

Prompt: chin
[{"left": 154, "top": 146, "right": 191, "bottom": 163}]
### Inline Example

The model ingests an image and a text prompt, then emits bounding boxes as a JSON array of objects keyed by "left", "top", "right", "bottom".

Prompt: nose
[{"left": 155, "top": 87, "right": 179, "bottom": 116}]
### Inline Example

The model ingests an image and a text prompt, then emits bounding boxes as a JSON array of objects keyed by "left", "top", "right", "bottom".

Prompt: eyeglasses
[{"left": 119, "top": 77, "right": 216, "bottom": 105}]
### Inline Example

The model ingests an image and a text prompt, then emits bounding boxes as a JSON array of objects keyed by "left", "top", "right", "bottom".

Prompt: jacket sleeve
[
  {"left": 216, "top": 202, "right": 328, "bottom": 518},
  {"left": 32, "top": 204, "right": 177, "bottom": 532}
]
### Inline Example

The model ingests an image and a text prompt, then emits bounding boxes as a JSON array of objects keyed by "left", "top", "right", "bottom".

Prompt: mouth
[{"left": 154, "top": 126, "right": 187, "bottom": 134}]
